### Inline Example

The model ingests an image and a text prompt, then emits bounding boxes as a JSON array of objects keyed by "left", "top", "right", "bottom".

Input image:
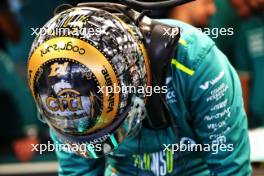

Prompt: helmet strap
[{"left": 140, "top": 21, "right": 180, "bottom": 130}]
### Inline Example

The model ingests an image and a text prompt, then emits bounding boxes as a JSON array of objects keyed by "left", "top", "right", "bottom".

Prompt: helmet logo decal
[
  {"left": 101, "top": 66, "right": 114, "bottom": 113},
  {"left": 46, "top": 89, "right": 83, "bottom": 112},
  {"left": 49, "top": 62, "right": 69, "bottom": 77},
  {"left": 40, "top": 42, "right": 85, "bottom": 57}
]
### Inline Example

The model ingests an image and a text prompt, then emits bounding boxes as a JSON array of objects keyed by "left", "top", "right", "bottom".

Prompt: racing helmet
[{"left": 27, "top": 6, "right": 151, "bottom": 158}]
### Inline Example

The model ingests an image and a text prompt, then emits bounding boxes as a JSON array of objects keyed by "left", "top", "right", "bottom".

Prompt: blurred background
[{"left": 0, "top": 0, "right": 264, "bottom": 175}]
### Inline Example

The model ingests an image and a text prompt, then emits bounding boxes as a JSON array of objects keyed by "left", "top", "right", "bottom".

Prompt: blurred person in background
[
  {"left": 231, "top": 0, "right": 264, "bottom": 18},
  {"left": 168, "top": 0, "right": 216, "bottom": 28},
  {"left": 0, "top": 50, "right": 39, "bottom": 162},
  {"left": 230, "top": 0, "right": 264, "bottom": 128},
  {"left": 0, "top": 0, "right": 39, "bottom": 162},
  {"left": 1, "top": 0, "right": 81, "bottom": 163},
  {"left": 209, "top": 0, "right": 241, "bottom": 66},
  {"left": 0, "top": 0, "right": 20, "bottom": 50}
]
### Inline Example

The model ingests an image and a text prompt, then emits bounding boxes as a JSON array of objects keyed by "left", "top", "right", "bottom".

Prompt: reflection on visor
[
  {"left": 35, "top": 59, "right": 102, "bottom": 134},
  {"left": 51, "top": 95, "right": 147, "bottom": 159}
]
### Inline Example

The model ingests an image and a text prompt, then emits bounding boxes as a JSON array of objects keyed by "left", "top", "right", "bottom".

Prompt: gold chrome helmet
[
  {"left": 27, "top": 0, "right": 187, "bottom": 158},
  {"left": 27, "top": 6, "right": 150, "bottom": 158}
]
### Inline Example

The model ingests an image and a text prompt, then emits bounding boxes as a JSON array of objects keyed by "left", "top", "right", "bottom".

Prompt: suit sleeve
[
  {"left": 189, "top": 45, "right": 251, "bottom": 175},
  {"left": 50, "top": 130, "right": 106, "bottom": 176}
]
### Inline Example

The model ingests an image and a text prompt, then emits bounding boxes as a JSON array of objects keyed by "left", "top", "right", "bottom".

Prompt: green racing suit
[{"left": 50, "top": 19, "right": 252, "bottom": 176}]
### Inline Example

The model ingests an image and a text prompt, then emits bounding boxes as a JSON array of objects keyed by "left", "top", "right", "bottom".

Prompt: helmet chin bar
[{"left": 53, "top": 2, "right": 182, "bottom": 131}]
